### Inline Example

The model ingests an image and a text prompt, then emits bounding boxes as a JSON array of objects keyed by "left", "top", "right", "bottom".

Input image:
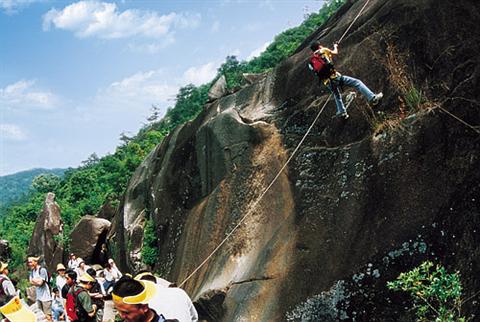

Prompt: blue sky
[{"left": 0, "top": 0, "right": 326, "bottom": 175}]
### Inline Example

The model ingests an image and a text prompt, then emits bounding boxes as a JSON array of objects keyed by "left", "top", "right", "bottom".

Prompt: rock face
[
  {"left": 70, "top": 215, "right": 111, "bottom": 264},
  {"left": 111, "top": 0, "right": 480, "bottom": 320},
  {"left": 28, "top": 193, "right": 63, "bottom": 273}
]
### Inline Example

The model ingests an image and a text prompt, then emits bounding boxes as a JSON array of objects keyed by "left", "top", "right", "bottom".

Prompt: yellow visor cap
[{"left": 112, "top": 280, "right": 157, "bottom": 304}]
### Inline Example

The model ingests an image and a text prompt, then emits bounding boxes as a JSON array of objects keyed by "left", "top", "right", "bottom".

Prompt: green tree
[
  {"left": 31, "top": 173, "right": 61, "bottom": 193},
  {"left": 387, "top": 261, "right": 467, "bottom": 322}
]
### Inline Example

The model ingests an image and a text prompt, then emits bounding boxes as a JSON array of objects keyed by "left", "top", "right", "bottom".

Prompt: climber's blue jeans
[{"left": 326, "top": 75, "right": 375, "bottom": 114}]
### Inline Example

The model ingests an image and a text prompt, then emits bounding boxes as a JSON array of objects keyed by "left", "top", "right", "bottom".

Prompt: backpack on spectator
[{"left": 65, "top": 288, "right": 87, "bottom": 321}]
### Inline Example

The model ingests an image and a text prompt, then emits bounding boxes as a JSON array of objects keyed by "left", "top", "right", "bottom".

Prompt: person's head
[
  {"left": 77, "top": 258, "right": 85, "bottom": 268},
  {"left": 108, "top": 258, "right": 116, "bottom": 266},
  {"left": 112, "top": 276, "right": 157, "bottom": 322},
  {"left": 56, "top": 263, "right": 66, "bottom": 276},
  {"left": 134, "top": 270, "right": 156, "bottom": 283},
  {"left": 69, "top": 253, "right": 76, "bottom": 260},
  {"left": 0, "top": 262, "right": 8, "bottom": 275},
  {"left": 78, "top": 273, "right": 95, "bottom": 290},
  {"left": 65, "top": 269, "right": 77, "bottom": 286},
  {"left": 26, "top": 256, "right": 40, "bottom": 270},
  {"left": 310, "top": 41, "right": 321, "bottom": 52},
  {"left": 52, "top": 287, "right": 59, "bottom": 295}
]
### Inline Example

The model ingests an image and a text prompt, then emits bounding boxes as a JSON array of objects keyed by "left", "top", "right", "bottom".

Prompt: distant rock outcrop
[
  {"left": 69, "top": 215, "right": 111, "bottom": 264},
  {"left": 28, "top": 193, "right": 63, "bottom": 273},
  {"left": 242, "top": 72, "right": 267, "bottom": 85},
  {"left": 110, "top": 0, "right": 480, "bottom": 320},
  {"left": 208, "top": 75, "right": 227, "bottom": 101},
  {"left": 0, "top": 240, "right": 10, "bottom": 261}
]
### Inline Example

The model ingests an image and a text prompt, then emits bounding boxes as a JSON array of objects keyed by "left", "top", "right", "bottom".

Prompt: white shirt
[
  {"left": 55, "top": 275, "right": 67, "bottom": 292},
  {"left": 29, "top": 267, "right": 52, "bottom": 302},
  {"left": 67, "top": 258, "right": 81, "bottom": 269},
  {"left": 0, "top": 274, "right": 16, "bottom": 297},
  {"left": 148, "top": 285, "right": 198, "bottom": 322},
  {"left": 104, "top": 266, "right": 122, "bottom": 282}
]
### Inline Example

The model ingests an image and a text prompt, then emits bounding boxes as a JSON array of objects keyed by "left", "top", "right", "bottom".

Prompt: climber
[
  {"left": 308, "top": 41, "right": 383, "bottom": 119},
  {"left": 112, "top": 276, "right": 179, "bottom": 322}
]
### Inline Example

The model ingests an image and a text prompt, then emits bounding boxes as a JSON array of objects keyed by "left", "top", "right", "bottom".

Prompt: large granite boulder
[
  {"left": 28, "top": 193, "right": 63, "bottom": 273},
  {"left": 110, "top": 0, "right": 480, "bottom": 320},
  {"left": 69, "top": 215, "right": 111, "bottom": 264}
]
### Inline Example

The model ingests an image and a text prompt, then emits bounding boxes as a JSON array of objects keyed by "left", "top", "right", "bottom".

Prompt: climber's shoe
[
  {"left": 333, "top": 111, "right": 349, "bottom": 119},
  {"left": 370, "top": 92, "right": 383, "bottom": 106}
]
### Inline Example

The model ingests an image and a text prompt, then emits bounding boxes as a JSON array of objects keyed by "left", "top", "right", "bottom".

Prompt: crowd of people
[{"left": 0, "top": 254, "right": 198, "bottom": 322}]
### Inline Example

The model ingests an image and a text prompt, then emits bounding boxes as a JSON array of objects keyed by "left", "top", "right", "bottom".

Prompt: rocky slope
[{"left": 110, "top": 0, "right": 480, "bottom": 320}]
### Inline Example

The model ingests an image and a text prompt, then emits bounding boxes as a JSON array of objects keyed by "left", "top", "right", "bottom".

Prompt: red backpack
[
  {"left": 65, "top": 287, "right": 86, "bottom": 321},
  {"left": 309, "top": 54, "right": 334, "bottom": 80}
]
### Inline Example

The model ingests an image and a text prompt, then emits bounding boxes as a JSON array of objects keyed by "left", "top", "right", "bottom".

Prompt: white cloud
[
  {"left": 0, "top": 0, "right": 40, "bottom": 14},
  {"left": 42, "top": 1, "right": 201, "bottom": 40},
  {"left": 103, "top": 70, "right": 178, "bottom": 101},
  {"left": 0, "top": 79, "right": 58, "bottom": 109},
  {"left": 247, "top": 41, "right": 270, "bottom": 60},
  {"left": 0, "top": 124, "right": 27, "bottom": 141},
  {"left": 182, "top": 62, "right": 218, "bottom": 86}
]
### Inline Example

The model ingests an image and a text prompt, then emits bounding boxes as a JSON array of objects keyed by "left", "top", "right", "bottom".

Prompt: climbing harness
[{"left": 178, "top": 0, "right": 372, "bottom": 288}]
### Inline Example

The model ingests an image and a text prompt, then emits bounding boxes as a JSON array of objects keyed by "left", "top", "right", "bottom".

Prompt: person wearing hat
[
  {"left": 112, "top": 276, "right": 179, "bottom": 322},
  {"left": 135, "top": 271, "right": 198, "bottom": 322},
  {"left": 27, "top": 256, "right": 53, "bottom": 322},
  {"left": 55, "top": 263, "right": 67, "bottom": 293},
  {"left": 0, "top": 262, "right": 16, "bottom": 300},
  {"left": 67, "top": 273, "right": 97, "bottom": 322},
  {"left": 86, "top": 268, "right": 105, "bottom": 322},
  {"left": 0, "top": 295, "right": 36, "bottom": 322}
]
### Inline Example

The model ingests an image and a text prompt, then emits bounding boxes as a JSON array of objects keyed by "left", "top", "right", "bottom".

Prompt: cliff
[{"left": 109, "top": 0, "right": 480, "bottom": 320}]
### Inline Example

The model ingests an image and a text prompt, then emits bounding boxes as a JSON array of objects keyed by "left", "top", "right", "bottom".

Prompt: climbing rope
[
  {"left": 436, "top": 105, "right": 480, "bottom": 135},
  {"left": 337, "top": 0, "right": 372, "bottom": 44},
  {"left": 178, "top": 0, "right": 372, "bottom": 288}
]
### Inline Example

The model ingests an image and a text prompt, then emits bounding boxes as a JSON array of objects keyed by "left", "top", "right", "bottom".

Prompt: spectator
[
  {"left": 0, "top": 262, "right": 16, "bottom": 300},
  {"left": 75, "top": 259, "right": 90, "bottom": 278},
  {"left": 27, "top": 256, "right": 53, "bottom": 322},
  {"left": 61, "top": 270, "right": 77, "bottom": 300},
  {"left": 67, "top": 273, "right": 97, "bottom": 322},
  {"left": 112, "top": 276, "right": 178, "bottom": 322},
  {"left": 55, "top": 264, "right": 67, "bottom": 293},
  {"left": 52, "top": 287, "right": 65, "bottom": 322},
  {"left": 135, "top": 271, "right": 198, "bottom": 321},
  {"left": 103, "top": 259, "right": 121, "bottom": 292},
  {"left": 86, "top": 268, "right": 105, "bottom": 322},
  {"left": 67, "top": 254, "right": 81, "bottom": 270}
]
